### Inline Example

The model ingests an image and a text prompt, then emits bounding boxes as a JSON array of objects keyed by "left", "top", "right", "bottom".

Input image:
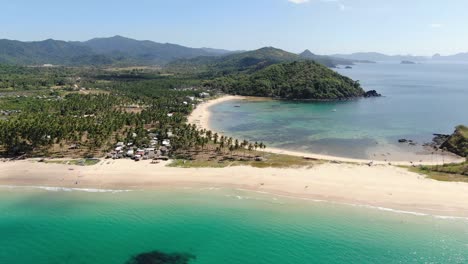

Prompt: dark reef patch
[{"left": 125, "top": 250, "right": 196, "bottom": 264}]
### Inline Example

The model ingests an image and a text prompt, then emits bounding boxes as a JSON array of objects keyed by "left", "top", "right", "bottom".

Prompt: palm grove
[{"left": 0, "top": 65, "right": 268, "bottom": 161}]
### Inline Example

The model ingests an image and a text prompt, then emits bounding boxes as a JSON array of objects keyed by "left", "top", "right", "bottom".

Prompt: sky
[{"left": 1, "top": 0, "right": 467, "bottom": 55}]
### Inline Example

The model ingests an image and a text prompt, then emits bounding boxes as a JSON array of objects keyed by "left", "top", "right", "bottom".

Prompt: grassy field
[
  {"left": 169, "top": 151, "right": 323, "bottom": 168},
  {"left": 409, "top": 160, "right": 468, "bottom": 182},
  {"left": 43, "top": 159, "right": 101, "bottom": 166}
]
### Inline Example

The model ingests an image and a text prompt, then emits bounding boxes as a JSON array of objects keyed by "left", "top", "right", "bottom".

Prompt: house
[
  {"left": 147, "top": 152, "right": 156, "bottom": 159},
  {"left": 145, "top": 148, "right": 157, "bottom": 159},
  {"left": 115, "top": 146, "right": 123, "bottom": 152},
  {"left": 116, "top": 142, "right": 125, "bottom": 147},
  {"left": 126, "top": 149, "right": 134, "bottom": 157},
  {"left": 136, "top": 149, "right": 145, "bottom": 156},
  {"left": 186, "top": 96, "right": 195, "bottom": 101},
  {"left": 149, "top": 139, "right": 158, "bottom": 147},
  {"left": 167, "top": 132, "right": 174, "bottom": 138},
  {"left": 145, "top": 148, "right": 156, "bottom": 153},
  {"left": 167, "top": 113, "right": 174, "bottom": 117},
  {"left": 183, "top": 101, "right": 188, "bottom": 105},
  {"left": 199, "top": 92, "right": 210, "bottom": 98},
  {"left": 69, "top": 144, "right": 80, "bottom": 150},
  {"left": 162, "top": 139, "right": 171, "bottom": 147},
  {"left": 160, "top": 146, "right": 169, "bottom": 156}
]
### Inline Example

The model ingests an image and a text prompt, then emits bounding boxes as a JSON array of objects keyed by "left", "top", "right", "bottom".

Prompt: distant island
[{"left": 401, "top": 60, "right": 416, "bottom": 64}]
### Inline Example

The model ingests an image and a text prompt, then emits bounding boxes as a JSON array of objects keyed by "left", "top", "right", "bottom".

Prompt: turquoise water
[
  {"left": 1, "top": 187, "right": 468, "bottom": 263},
  {"left": 210, "top": 62, "right": 468, "bottom": 160}
]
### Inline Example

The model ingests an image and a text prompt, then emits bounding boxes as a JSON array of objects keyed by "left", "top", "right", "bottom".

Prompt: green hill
[
  {"left": 81, "top": 35, "right": 224, "bottom": 64},
  {"left": 204, "top": 60, "right": 365, "bottom": 100},
  {"left": 441, "top": 125, "right": 468, "bottom": 157},
  {"left": 0, "top": 39, "right": 100, "bottom": 65},
  {"left": 166, "top": 47, "right": 302, "bottom": 74}
]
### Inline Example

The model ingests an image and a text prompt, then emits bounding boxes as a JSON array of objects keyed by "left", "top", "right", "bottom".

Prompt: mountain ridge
[
  {"left": 1, "top": 36, "right": 467, "bottom": 66},
  {"left": 0, "top": 36, "right": 232, "bottom": 66}
]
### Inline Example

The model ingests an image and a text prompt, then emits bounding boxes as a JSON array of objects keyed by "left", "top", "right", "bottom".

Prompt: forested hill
[
  {"left": 204, "top": 61, "right": 366, "bottom": 100},
  {"left": 0, "top": 39, "right": 114, "bottom": 65},
  {"left": 166, "top": 47, "right": 301, "bottom": 74},
  {"left": 0, "top": 36, "right": 230, "bottom": 66},
  {"left": 441, "top": 125, "right": 468, "bottom": 157},
  {"left": 167, "top": 47, "right": 372, "bottom": 74}
]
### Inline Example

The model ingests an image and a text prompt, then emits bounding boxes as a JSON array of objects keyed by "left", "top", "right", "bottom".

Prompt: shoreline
[
  {"left": 1, "top": 159, "right": 468, "bottom": 218},
  {"left": 188, "top": 95, "right": 465, "bottom": 166}
]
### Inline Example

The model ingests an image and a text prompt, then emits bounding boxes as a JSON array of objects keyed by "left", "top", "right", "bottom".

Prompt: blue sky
[{"left": 1, "top": 0, "right": 467, "bottom": 55}]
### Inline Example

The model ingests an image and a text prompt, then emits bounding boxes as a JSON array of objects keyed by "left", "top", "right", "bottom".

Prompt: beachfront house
[
  {"left": 150, "top": 139, "right": 158, "bottom": 146},
  {"left": 126, "top": 149, "right": 134, "bottom": 158},
  {"left": 162, "top": 139, "right": 171, "bottom": 147},
  {"left": 199, "top": 92, "right": 210, "bottom": 98},
  {"left": 145, "top": 148, "right": 156, "bottom": 159}
]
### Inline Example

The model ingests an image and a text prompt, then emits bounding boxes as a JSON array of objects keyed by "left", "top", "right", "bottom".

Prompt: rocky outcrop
[
  {"left": 440, "top": 125, "right": 468, "bottom": 157},
  {"left": 363, "top": 90, "right": 382, "bottom": 97}
]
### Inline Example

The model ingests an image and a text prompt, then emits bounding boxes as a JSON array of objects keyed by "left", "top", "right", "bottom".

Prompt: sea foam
[{"left": 0, "top": 185, "right": 133, "bottom": 193}]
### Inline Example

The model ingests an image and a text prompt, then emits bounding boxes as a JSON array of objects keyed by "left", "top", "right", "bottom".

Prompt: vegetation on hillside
[
  {"left": 204, "top": 61, "right": 365, "bottom": 100},
  {"left": 0, "top": 36, "right": 230, "bottom": 66},
  {"left": 412, "top": 161, "right": 468, "bottom": 182},
  {"left": 411, "top": 125, "right": 468, "bottom": 182},
  {"left": 166, "top": 47, "right": 301, "bottom": 75},
  {"left": 441, "top": 125, "right": 468, "bottom": 157}
]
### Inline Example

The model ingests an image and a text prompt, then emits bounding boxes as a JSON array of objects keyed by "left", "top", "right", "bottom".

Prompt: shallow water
[
  {"left": 210, "top": 62, "right": 468, "bottom": 160},
  {"left": 1, "top": 186, "right": 468, "bottom": 263}
]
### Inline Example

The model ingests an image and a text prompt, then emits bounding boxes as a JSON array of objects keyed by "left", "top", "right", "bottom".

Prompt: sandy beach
[
  {"left": 188, "top": 95, "right": 465, "bottom": 166},
  {"left": 1, "top": 96, "right": 466, "bottom": 219},
  {"left": 1, "top": 159, "right": 468, "bottom": 218}
]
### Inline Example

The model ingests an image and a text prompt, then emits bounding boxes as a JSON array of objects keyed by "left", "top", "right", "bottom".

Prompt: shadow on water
[{"left": 125, "top": 251, "right": 196, "bottom": 264}]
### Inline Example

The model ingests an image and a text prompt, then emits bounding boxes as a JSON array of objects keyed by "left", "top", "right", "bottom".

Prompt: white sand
[
  {"left": 1, "top": 159, "right": 468, "bottom": 217},
  {"left": 1, "top": 96, "right": 466, "bottom": 219},
  {"left": 188, "top": 95, "right": 465, "bottom": 166}
]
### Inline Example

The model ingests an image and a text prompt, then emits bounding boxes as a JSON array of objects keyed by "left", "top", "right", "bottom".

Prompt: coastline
[
  {"left": 1, "top": 159, "right": 468, "bottom": 218},
  {"left": 188, "top": 95, "right": 465, "bottom": 166},
  {"left": 1, "top": 95, "right": 466, "bottom": 219}
]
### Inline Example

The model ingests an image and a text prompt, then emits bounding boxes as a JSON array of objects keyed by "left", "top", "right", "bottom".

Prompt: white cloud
[
  {"left": 288, "top": 0, "right": 310, "bottom": 4},
  {"left": 430, "top": 23, "right": 443, "bottom": 28},
  {"left": 289, "top": 0, "right": 345, "bottom": 11}
]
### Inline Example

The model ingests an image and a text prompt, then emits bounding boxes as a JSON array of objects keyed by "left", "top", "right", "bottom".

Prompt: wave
[
  {"left": 0, "top": 185, "right": 133, "bottom": 193},
  {"left": 230, "top": 188, "right": 468, "bottom": 221}
]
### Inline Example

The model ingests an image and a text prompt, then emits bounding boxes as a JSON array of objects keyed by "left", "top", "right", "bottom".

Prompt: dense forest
[{"left": 204, "top": 61, "right": 365, "bottom": 100}]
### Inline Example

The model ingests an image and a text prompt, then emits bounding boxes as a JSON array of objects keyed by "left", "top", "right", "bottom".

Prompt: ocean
[
  {"left": 209, "top": 62, "right": 468, "bottom": 161},
  {"left": 1, "top": 186, "right": 468, "bottom": 264}
]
